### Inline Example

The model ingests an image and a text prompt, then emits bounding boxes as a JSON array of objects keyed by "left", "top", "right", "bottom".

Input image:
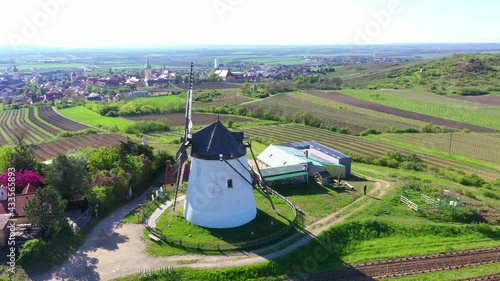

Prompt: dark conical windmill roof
[{"left": 190, "top": 120, "right": 246, "bottom": 160}]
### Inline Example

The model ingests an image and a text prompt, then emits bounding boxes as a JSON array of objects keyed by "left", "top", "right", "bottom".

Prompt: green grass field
[
  {"left": 369, "top": 132, "right": 500, "bottom": 168},
  {"left": 138, "top": 95, "right": 185, "bottom": 104},
  {"left": 58, "top": 106, "right": 135, "bottom": 131},
  {"left": 154, "top": 191, "right": 294, "bottom": 245},
  {"left": 339, "top": 89, "right": 500, "bottom": 130}
]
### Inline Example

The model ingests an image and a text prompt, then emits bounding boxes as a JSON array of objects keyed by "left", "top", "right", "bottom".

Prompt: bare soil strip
[
  {"left": 300, "top": 247, "right": 500, "bottom": 280},
  {"left": 38, "top": 106, "right": 89, "bottom": 131},
  {"left": 28, "top": 107, "right": 61, "bottom": 135},
  {"left": 306, "top": 91, "right": 499, "bottom": 133},
  {"left": 448, "top": 95, "right": 500, "bottom": 106}
]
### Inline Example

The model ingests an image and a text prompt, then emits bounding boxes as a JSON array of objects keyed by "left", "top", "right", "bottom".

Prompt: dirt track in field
[
  {"left": 297, "top": 247, "right": 500, "bottom": 280},
  {"left": 306, "top": 91, "right": 499, "bottom": 133},
  {"left": 448, "top": 95, "right": 500, "bottom": 106}
]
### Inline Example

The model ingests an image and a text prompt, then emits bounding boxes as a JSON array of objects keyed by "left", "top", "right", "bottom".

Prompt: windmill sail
[
  {"left": 185, "top": 62, "right": 194, "bottom": 139},
  {"left": 172, "top": 62, "right": 194, "bottom": 212}
]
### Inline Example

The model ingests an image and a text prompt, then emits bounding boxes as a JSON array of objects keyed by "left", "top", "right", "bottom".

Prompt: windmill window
[{"left": 227, "top": 179, "right": 233, "bottom": 188}]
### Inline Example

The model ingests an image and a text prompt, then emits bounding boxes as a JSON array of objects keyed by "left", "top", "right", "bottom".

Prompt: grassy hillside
[{"left": 369, "top": 53, "right": 500, "bottom": 95}]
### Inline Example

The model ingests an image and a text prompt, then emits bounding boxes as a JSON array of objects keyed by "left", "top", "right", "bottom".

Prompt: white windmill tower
[{"left": 172, "top": 63, "right": 274, "bottom": 229}]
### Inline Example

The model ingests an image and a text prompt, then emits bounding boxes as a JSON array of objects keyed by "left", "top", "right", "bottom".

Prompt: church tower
[
  {"left": 144, "top": 59, "right": 152, "bottom": 81},
  {"left": 12, "top": 65, "right": 19, "bottom": 80}
]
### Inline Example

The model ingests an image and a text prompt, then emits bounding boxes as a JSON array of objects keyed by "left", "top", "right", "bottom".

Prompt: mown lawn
[{"left": 147, "top": 190, "right": 296, "bottom": 256}]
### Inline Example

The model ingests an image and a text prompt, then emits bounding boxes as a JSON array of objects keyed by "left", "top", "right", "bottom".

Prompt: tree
[
  {"left": 87, "top": 147, "right": 120, "bottom": 172},
  {"left": 0, "top": 145, "right": 15, "bottom": 172},
  {"left": 44, "top": 154, "right": 88, "bottom": 201},
  {"left": 86, "top": 185, "right": 114, "bottom": 213},
  {"left": 0, "top": 170, "right": 44, "bottom": 193},
  {"left": 12, "top": 128, "right": 28, "bottom": 145},
  {"left": 9, "top": 143, "right": 37, "bottom": 172},
  {"left": 24, "top": 187, "right": 69, "bottom": 238},
  {"left": 64, "top": 88, "right": 84, "bottom": 103},
  {"left": 240, "top": 82, "right": 251, "bottom": 95}
]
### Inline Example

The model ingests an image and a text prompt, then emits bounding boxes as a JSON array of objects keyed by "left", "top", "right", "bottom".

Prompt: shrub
[
  {"left": 421, "top": 123, "right": 454, "bottom": 133},
  {"left": 57, "top": 128, "right": 98, "bottom": 138},
  {"left": 388, "top": 127, "right": 420, "bottom": 133},
  {"left": 460, "top": 88, "right": 489, "bottom": 96},
  {"left": 360, "top": 128, "right": 381, "bottom": 136},
  {"left": 338, "top": 127, "right": 351, "bottom": 134},
  {"left": 464, "top": 190, "right": 478, "bottom": 200},
  {"left": 19, "top": 239, "right": 47, "bottom": 264},
  {"left": 0, "top": 169, "right": 44, "bottom": 193},
  {"left": 105, "top": 110, "right": 118, "bottom": 117},
  {"left": 124, "top": 120, "right": 170, "bottom": 134},
  {"left": 483, "top": 191, "right": 499, "bottom": 200},
  {"left": 375, "top": 151, "right": 424, "bottom": 171},
  {"left": 459, "top": 174, "right": 486, "bottom": 187}
]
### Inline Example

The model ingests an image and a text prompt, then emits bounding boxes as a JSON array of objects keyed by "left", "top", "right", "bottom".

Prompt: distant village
[{"left": 0, "top": 55, "right": 406, "bottom": 107}]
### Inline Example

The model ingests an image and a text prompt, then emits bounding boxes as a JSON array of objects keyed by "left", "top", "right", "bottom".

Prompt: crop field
[
  {"left": 124, "top": 112, "right": 252, "bottom": 126},
  {"left": 373, "top": 133, "right": 500, "bottom": 165},
  {"left": 38, "top": 106, "right": 89, "bottom": 131},
  {"left": 243, "top": 124, "right": 499, "bottom": 180},
  {"left": 448, "top": 95, "right": 500, "bottom": 106},
  {"left": 29, "top": 107, "right": 62, "bottom": 135},
  {"left": 339, "top": 89, "right": 500, "bottom": 131},
  {"left": 195, "top": 89, "right": 253, "bottom": 108},
  {"left": 138, "top": 95, "right": 185, "bottom": 104},
  {"left": 0, "top": 108, "right": 59, "bottom": 145},
  {"left": 58, "top": 106, "right": 134, "bottom": 131},
  {"left": 31, "top": 133, "right": 127, "bottom": 161},
  {"left": 308, "top": 91, "right": 499, "bottom": 133},
  {"left": 241, "top": 91, "right": 425, "bottom": 134}
]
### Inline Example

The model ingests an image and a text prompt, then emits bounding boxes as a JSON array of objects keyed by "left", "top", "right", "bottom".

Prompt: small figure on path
[{"left": 364, "top": 185, "right": 367, "bottom": 195}]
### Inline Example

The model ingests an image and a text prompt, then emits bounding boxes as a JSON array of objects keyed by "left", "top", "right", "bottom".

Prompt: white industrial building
[{"left": 257, "top": 141, "right": 352, "bottom": 186}]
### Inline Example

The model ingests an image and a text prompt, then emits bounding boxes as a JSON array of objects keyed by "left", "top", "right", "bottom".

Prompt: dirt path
[{"left": 32, "top": 178, "right": 391, "bottom": 281}]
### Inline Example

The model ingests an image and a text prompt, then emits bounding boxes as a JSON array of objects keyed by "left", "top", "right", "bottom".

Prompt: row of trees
[{"left": 85, "top": 99, "right": 184, "bottom": 117}]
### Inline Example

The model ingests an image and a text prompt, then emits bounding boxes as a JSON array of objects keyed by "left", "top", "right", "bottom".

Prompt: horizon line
[{"left": 2, "top": 42, "right": 500, "bottom": 50}]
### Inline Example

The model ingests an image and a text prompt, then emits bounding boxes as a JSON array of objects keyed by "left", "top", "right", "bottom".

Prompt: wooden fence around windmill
[{"left": 142, "top": 188, "right": 299, "bottom": 251}]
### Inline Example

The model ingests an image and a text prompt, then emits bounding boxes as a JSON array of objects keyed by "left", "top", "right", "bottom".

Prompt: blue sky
[{"left": 1, "top": 0, "right": 499, "bottom": 48}]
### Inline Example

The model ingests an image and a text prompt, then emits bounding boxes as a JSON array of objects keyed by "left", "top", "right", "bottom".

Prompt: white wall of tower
[{"left": 183, "top": 155, "right": 257, "bottom": 228}]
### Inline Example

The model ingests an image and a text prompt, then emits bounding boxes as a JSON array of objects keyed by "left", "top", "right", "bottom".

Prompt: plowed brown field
[{"left": 31, "top": 134, "right": 127, "bottom": 161}]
